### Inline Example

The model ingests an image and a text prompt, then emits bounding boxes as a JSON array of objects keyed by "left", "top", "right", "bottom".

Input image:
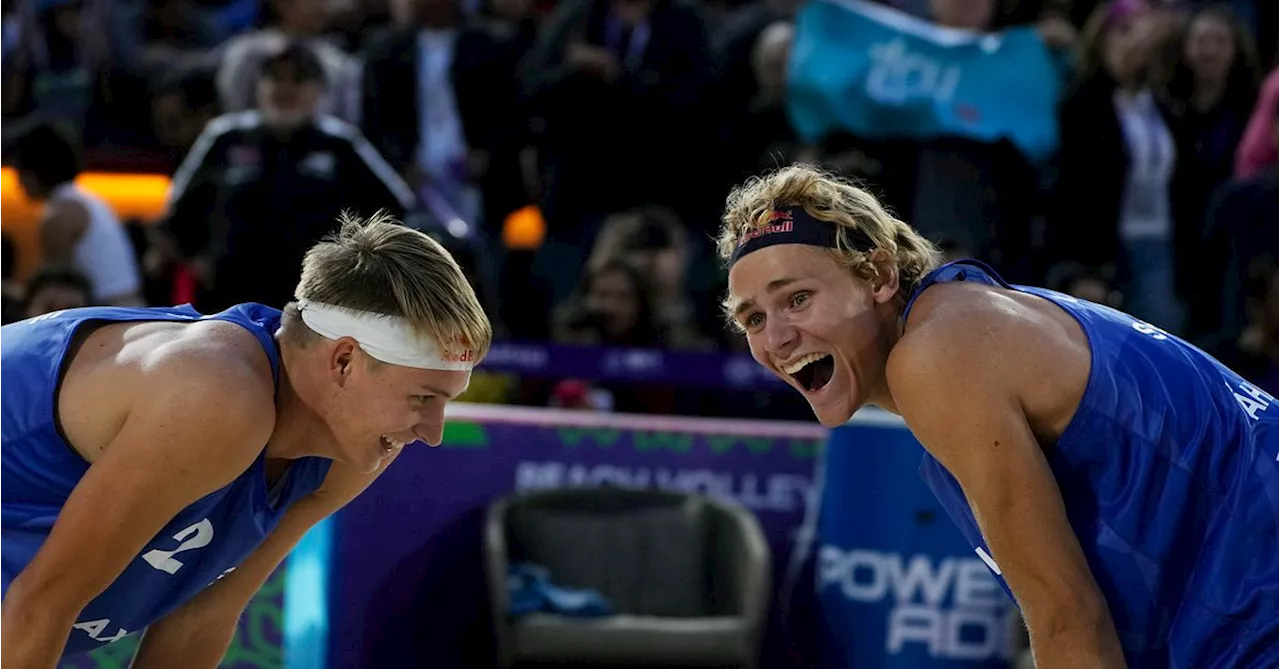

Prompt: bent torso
[{"left": 56, "top": 319, "right": 276, "bottom": 464}]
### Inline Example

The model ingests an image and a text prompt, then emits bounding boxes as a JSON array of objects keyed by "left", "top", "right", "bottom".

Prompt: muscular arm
[
  {"left": 128, "top": 455, "right": 399, "bottom": 668},
  {"left": 0, "top": 359, "right": 275, "bottom": 668},
  {"left": 887, "top": 303, "right": 1126, "bottom": 669}
]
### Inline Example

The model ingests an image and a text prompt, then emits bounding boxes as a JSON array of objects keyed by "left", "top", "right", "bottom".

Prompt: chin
[{"left": 811, "top": 403, "right": 857, "bottom": 428}]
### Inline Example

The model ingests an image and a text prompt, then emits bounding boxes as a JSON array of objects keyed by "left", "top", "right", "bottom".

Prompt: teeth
[{"left": 782, "top": 352, "right": 828, "bottom": 375}]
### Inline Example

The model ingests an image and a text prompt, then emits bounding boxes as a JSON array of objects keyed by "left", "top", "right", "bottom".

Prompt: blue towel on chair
[{"left": 507, "top": 563, "right": 614, "bottom": 618}]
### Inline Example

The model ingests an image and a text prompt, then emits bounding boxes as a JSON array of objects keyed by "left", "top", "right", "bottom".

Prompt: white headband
[{"left": 297, "top": 299, "right": 476, "bottom": 372}]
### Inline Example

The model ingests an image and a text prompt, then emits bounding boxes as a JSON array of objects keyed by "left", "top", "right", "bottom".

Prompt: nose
[
  {"left": 414, "top": 422, "right": 444, "bottom": 447},
  {"left": 763, "top": 315, "right": 800, "bottom": 360},
  {"left": 413, "top": 404, "right": 447, "bottom": 447}
]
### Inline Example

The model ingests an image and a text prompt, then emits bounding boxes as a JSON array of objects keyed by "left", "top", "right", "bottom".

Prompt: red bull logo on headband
[
  {"left": 727, "top": 205, "right": 863, "bottom": 268},
  {"left": 442, "top": 348, "right": 476, "bottom": 364},
  {"left": 737, "top": 211, "right": 795, "bottom": 248},
  {"left": 442, "top": 335, "right": 477, "bottom": 364}
]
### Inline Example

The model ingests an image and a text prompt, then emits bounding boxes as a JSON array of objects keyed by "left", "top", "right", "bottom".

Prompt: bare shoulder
[
  {"left": 887, "top": 282, "right": 1090, "bottom": 440},
  {"left": 61, "top": 319, "right": 277, "bottom": 462},
  {"left": 132, "top": 320, "right": 277, "bottom": 422}
]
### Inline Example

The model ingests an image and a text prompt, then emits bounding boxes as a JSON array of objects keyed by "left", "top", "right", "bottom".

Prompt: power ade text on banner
[
  {"left": 815, "top": 421, "right": 1017, "bottom": 668},
  {"left": 787, "top": 0, "right": 1063, "bottom": 163}
]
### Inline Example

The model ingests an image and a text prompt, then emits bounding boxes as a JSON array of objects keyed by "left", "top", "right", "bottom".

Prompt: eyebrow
[{"left": 732, "top": 276, "right": 802, "bottom": 317}]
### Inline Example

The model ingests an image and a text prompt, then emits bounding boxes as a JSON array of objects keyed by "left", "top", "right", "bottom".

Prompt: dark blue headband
[{"left": 729, "top": 206, "right": 875, "bottom": 268}]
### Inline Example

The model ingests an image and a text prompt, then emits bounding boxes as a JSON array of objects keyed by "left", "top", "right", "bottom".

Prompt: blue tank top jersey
[
  {"left": 904, "top": 260, "right": 1279, "bottom": 667},
  {"left": 0, "top": 303, "right": 333, "bottom": 657}
]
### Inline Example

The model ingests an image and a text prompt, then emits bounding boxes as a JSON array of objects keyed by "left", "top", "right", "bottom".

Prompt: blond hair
[
  {"left": 717, "top": 164, "right": 942, "bottom": 319},
  {"left": 284, "top": 211, "right": 492, "bottom": 361}
]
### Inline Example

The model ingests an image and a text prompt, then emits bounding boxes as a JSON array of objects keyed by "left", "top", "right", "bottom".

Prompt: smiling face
[
  {"left": 728, "top": 244, "right": 900, "bottom": 426},
  {"left": 318, "top": 341, "right": 471, "bottom": 473}
]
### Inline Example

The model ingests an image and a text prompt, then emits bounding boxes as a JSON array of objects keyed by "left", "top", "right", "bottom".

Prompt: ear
[
  {"left": 867, "top": 248, "right": 901, "bottom": 305},
  {"left": 329, "top": 337, "right": 360, "bottom": 385}
]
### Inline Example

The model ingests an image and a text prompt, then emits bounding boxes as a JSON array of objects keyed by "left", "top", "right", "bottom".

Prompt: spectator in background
[
  {"left": 521, "top": 0, "right": 717, "bottom": 231},
  {"left": 1199, "top": 159, "right": 1278, "bottom": 345},
  {"left": 554, "top": 259, "right": 664, "bottom": 348},
  {"left": 115, "top": 0, "right": 230, "bottom": 78},
  {"left": 217, "top": 0, "right": 363, "bottom": 123},
  {"left": 1, "top": 0, "right": 114, "bottom": 142},
  {"left": 21, "top": 263, "right": 92, "bottom": 318},
  {"left": 584, "top": 205, "right": 712, "bottom": 350},
  {"left": 1052, "top": 0, "right": 1189, "bottom": 333},
  {"left": 551, "top": 258, "right": 680, "bottom": 413},
  {"left": 723, "top": 20, "right": 803, "bottom": 181},
  {"left": 1234, "top": 66, "right": 1278, "bottom": 179},
  {"left": 160, "top": 40, "right": 415, "bottom": 312},
  {"left": 478, "top": 0, "right": 540, "bottom": 61},
  {"left": 1161, "top": 4, "right": 1260, "bottom": 226},
  {"left": 361, "top": 0, "right": 526, "bottom": 231},
  {"left": 1157, "top": 4, "right": 1262, "bottom": 338},
  {"left": 1211, "top": 257, "right": 1278, "bottom": 395},
  {"left": 149, "top": 66, "right": 220, "bottom": 167},
  {"left": 10, "top": 122, "right": 144, "bottom": 306},
  {"left": 521, "top": 0, "right": 717, "bottom": 307},
  {"left": 711, "top": 0, "right": 798, "bottom": 190}
]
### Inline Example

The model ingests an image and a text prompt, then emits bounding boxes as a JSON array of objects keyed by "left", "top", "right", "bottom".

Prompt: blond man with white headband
[{"left": 0, "top": 213, "right": 492, "bottom": 666}]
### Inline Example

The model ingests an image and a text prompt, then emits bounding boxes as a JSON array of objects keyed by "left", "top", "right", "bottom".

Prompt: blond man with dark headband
[
  {"left": 1, "top": 213, "right": 492, "bottom": 666},
  {"left": 720, "top": 164, "right": 1277, "bottom": 668}
]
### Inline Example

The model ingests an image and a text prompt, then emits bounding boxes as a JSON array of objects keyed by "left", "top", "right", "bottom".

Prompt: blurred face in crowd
[
  {"left": 273, "top": 0, "right": 330, "bottom": 34},
  {"left": 620, "top": 245, "right": 684, "bottom": 297},
  {"left": 611, "top": 0, "right": 654, "bottom": 27},
  {"left": 753, "top": 23, "right": 794, "bottom": 94},
  {"left": 1184, "top": 12, "right": 1236, "bottom": 85},
  {"left": 489, "top": 0, "right": 532, "bottom": 21},
  {"left": 48, "top": 0, "right": 85, "bottom": 41},
  {"left": 1099, "top": 4, "right": 1175, "bottom": 87},
  {"left": 929, "top": 0, "right": 994, "bottom": 31},
  {"left": 26, "top": 282, "right": 89, "bottom": 318},
  {"left": 152, "top": 91, "right": 214, "bottom": 150},
  {"left": 585, "top": 267, "right": 642, "bottom": 340},
  {"left": 256, "top": 61, "right": 323, "bottom": 131}
]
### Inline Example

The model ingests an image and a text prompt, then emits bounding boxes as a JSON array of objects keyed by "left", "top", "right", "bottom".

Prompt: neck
[
  {"left": 1192, "top": 78, "right": 1225, "bottom": 112},
  {"left": 267, "top": 119, "right": 310, "bottom": 142},
  {"left": 265, "top": 340, "right": 331, "bottom": 460},
  {"left": 866, "top": 301, "right": 908, "bottom": 413}
]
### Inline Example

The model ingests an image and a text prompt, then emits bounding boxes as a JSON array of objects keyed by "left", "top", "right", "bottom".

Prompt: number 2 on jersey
[{"left": 142, "top": 518, "right": 213, "bottom": 574}]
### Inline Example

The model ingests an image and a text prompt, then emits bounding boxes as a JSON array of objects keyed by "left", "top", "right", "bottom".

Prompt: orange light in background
[
  {"left": 501, "top": 204, "right": 547, "bottom": 250},
  {"left": 0, "top": 168, "right": 172, "bottom": 280},
  {"left": 73, "top": 172, "right": 172, "bottom": 222}
]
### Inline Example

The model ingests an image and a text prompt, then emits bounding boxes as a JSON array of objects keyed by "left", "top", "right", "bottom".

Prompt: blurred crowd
[{"left": 2, "top": 0, "right": 1276, "bottom": 418}]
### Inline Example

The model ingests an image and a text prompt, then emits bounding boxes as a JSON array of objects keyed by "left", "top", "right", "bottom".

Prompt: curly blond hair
[{"left": 717, "top": 164, "right": 942, "bottom": 321}]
